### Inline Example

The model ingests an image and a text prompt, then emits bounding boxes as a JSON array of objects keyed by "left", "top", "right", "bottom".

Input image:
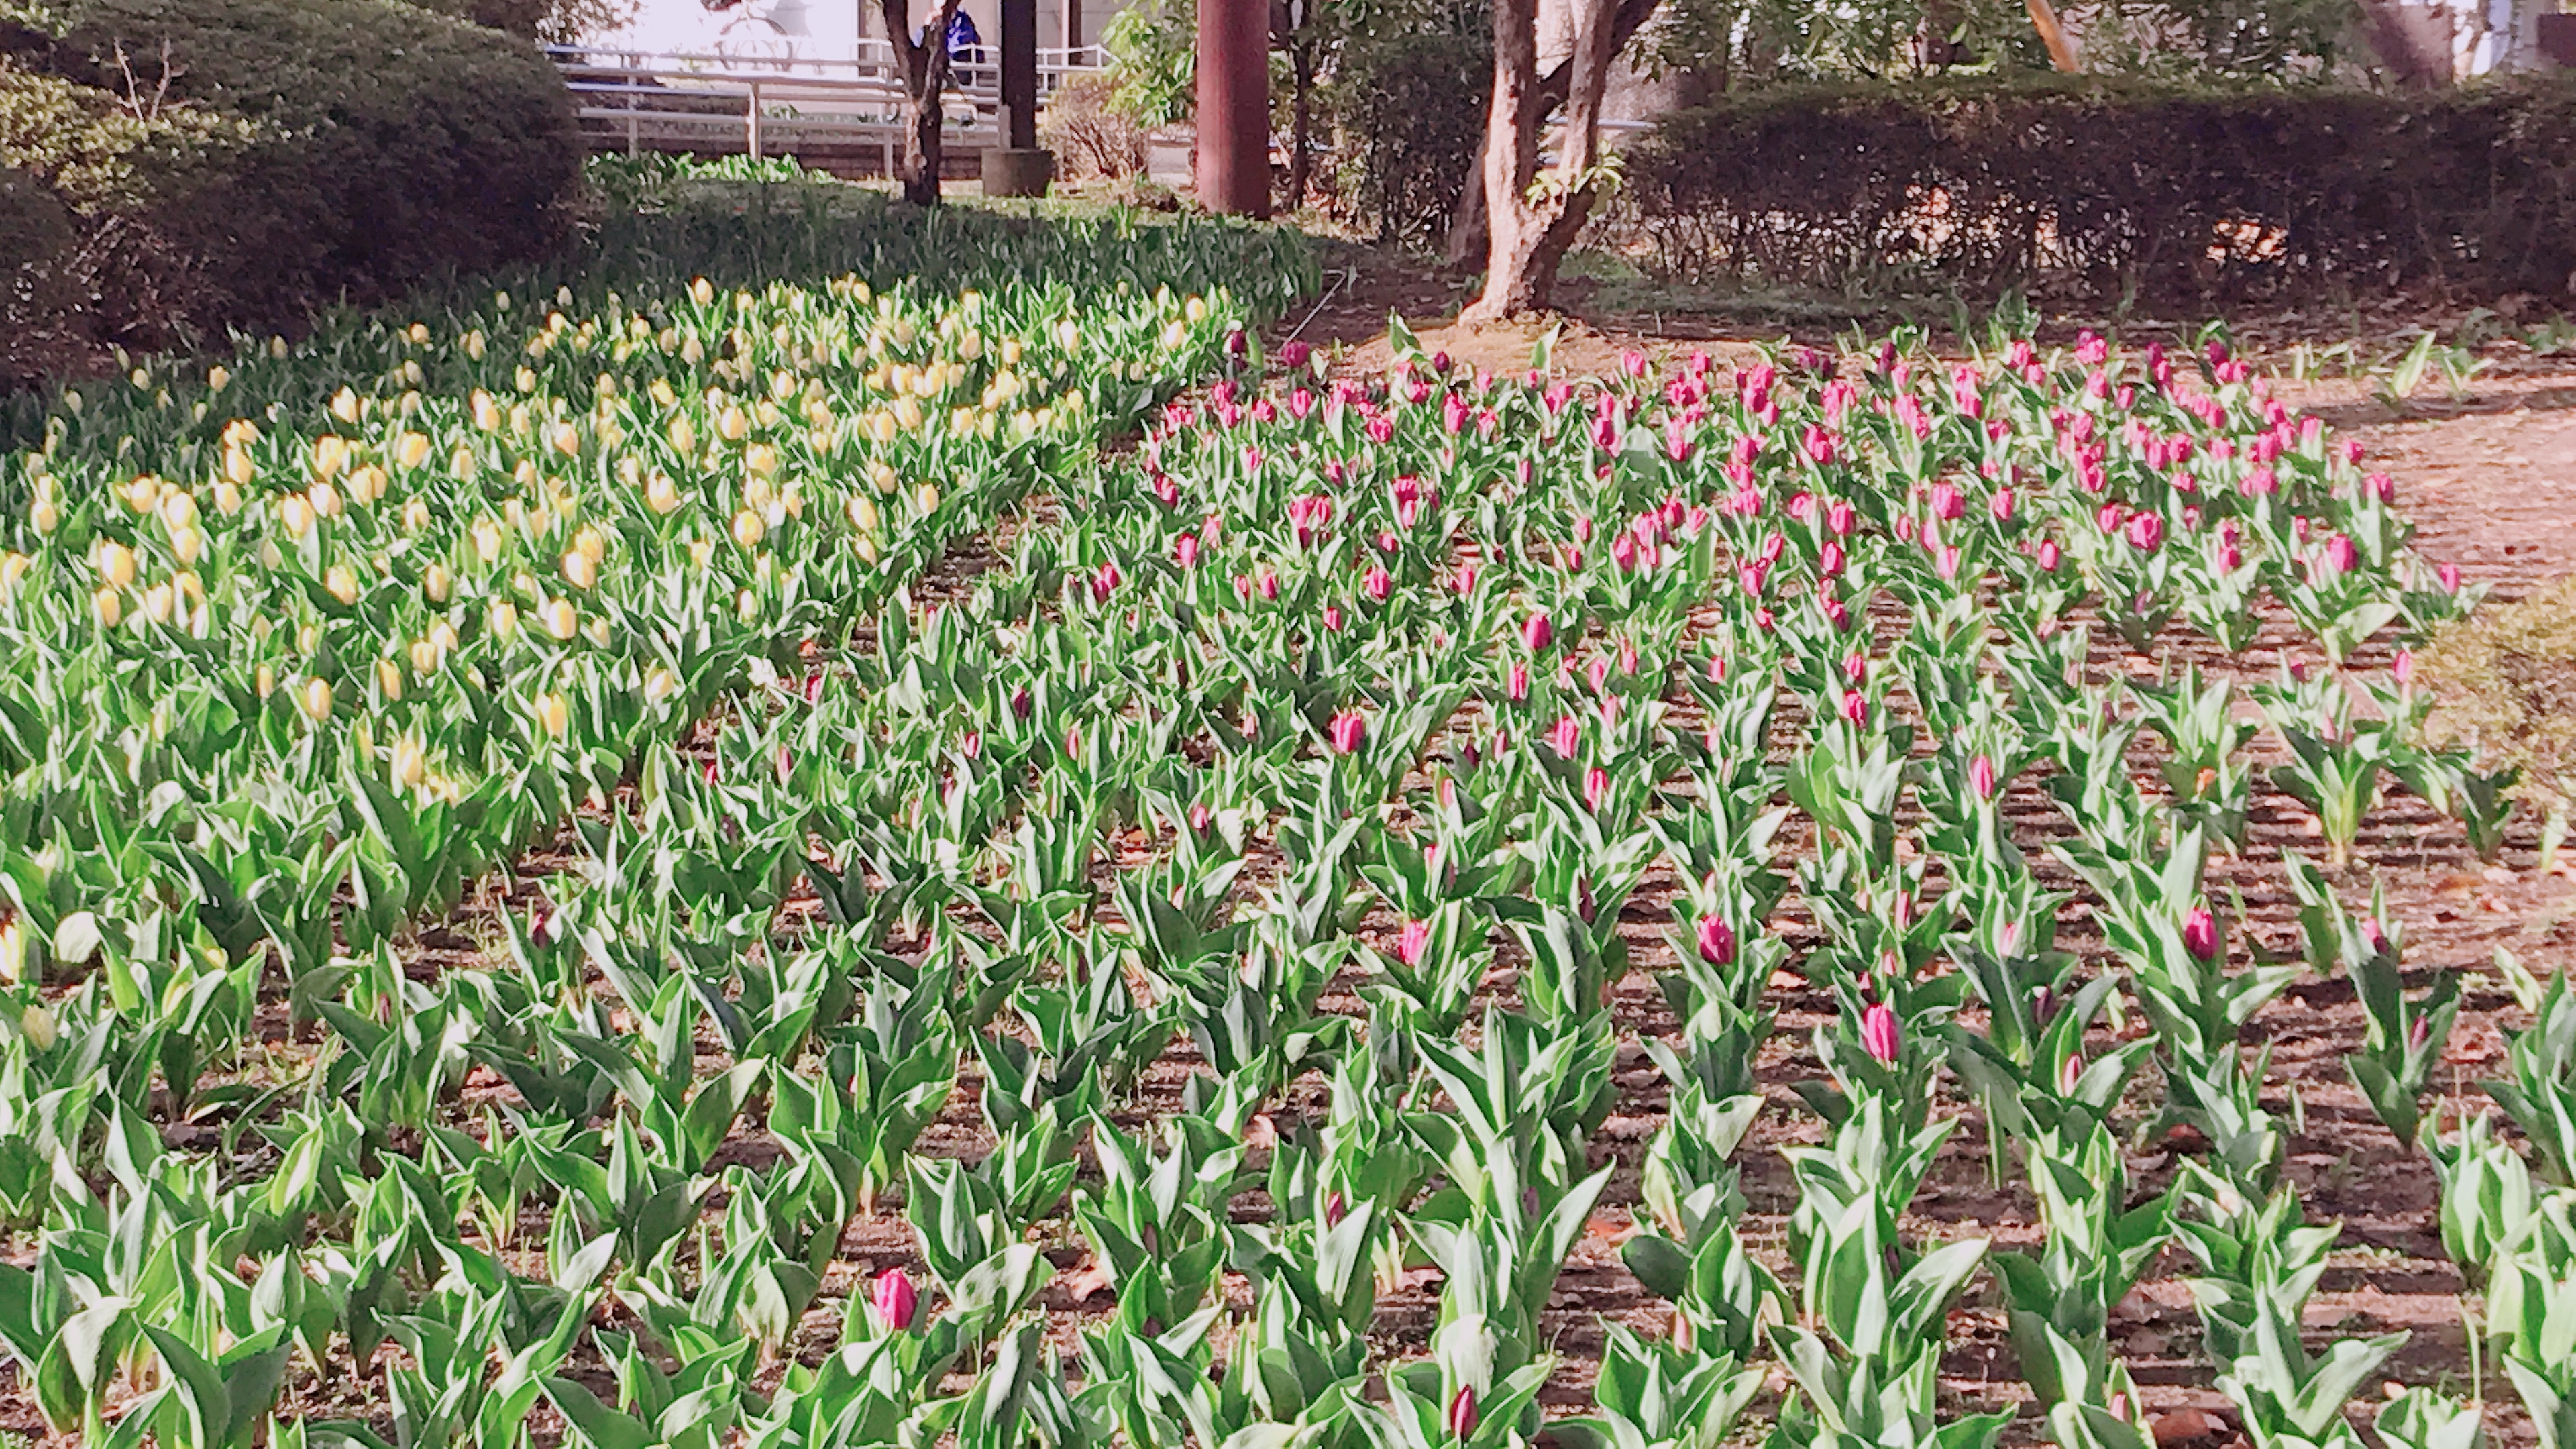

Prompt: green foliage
[
  {"left": 1330, "top": 3, "right": 1490, "bottom": 247},
  {"left": 1103, "top": 0, "right": 1196, "bottom": 125}
]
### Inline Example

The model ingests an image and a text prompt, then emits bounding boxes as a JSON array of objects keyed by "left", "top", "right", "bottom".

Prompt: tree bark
[
  {"left": 1460, "top": 0, "right": 1630, "bottom": 321},
  {"left": 881, "top": 0, "right": 967, "bottom": 205},
  {"left": 1442, "top": 0, "right": 1658, "bottom": 278}
]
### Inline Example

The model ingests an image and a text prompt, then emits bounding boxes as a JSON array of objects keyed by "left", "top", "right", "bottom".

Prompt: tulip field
[{"left": 0, "top": 193, "right": 2559, "bottom": 1449}]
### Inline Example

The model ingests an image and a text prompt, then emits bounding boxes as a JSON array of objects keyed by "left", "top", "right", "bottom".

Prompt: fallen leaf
[
  {"left": 2152, "top": 1409, "right": 2220, "bottom": 1444},
  {"left": 1063, "top": 1258, "right": 1114, "bottom": 1303}
]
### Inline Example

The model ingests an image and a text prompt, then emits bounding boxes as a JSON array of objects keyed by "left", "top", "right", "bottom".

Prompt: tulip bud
[
  {"left": 19, "top": 1003, "right": 52, "bottom": 1051},
  {"left": 301, "top": 676, "right": 333, "bottom": 723},
  {"left": 1328, "top": 710, "right": 1366, "bottom": 755},
  {"left": 1522, "top": 612, "right": 1553, "bottom": 651},
  {"left": 533, "top": 690, "right": 570, "bottom": 738},
  {"left": 1860, "top": 1002, "right": 1901, "bottom": 1065},
  {"left": 1446, "top": 1387, "right": 1479, "bottom": 1443},
  {"left": 2181, "top": 906, "right": 2219, "bottom": 961},
  {"left": 1323, "top": 1190, "right": 1348, "bottom": 1228},
  {"left": 873, "top": 1267, "right": 918, "bottom": 1331},
  {"left": 1695, "top": 914, "right": 1735, "bottom": 967},
  {"left": 1969, "top": 753, "right": 1998, "bottom": 800}
]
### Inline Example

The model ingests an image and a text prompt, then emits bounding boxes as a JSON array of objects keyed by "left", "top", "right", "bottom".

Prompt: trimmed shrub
[
  {"left": 1620, "top": 78, "right": 2576, "bottom": 305},
  {"left": 0, "top": 0, "right": 580, "bottom": 380},
  {"left": 1332, "top": 20, "right": 1489, "bottom": 248}
]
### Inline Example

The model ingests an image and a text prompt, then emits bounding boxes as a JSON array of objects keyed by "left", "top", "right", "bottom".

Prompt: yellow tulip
[
  {"left": 0, "top": 553, "right": 28, "bottom": 592},
  {"left": 489, "top": 600, "right": 519, "bottom": 639},
  {"left": 854, "top": 533, "right": 879, "bottom": 564},
  {"left": 914, "top": 481, "right": 940, "bottom": 515},
  {"left": 424, "top": 564, "right": 452, "bottom": 603},
  {"left": 411, "top": 638, "right": 440, "bottom": 677},
  {"left": 172, "top": 527, "right": 202, "bottom": 568},
  {"left": 669, "top": 415, "right": 696, "bottom": 455},
  {"left": 93, "top": 587, "right": 122, "bottom": 627},
  {"left": 298, "top": 623, "right": 319, "bottom": 653},
  {"left": 313, "top": 435, "right": 348, "bottom": 480},
  {"left": 745, "top": 443, "right": 778, "bottom": 478},
  {"left": 300, "top": 676, "right": 333, "bottom": 722},
  {"left": 97, "top": 541, "right": 136, "bottom": 589},
  {"left": 403, "top": 500, "right": 431, "bottom": 533},
  {"left": 650, "top": 378, "right": 676, "bottom": 407},
  {"left": 731, "top": 509, "right": 765, "bottom": 550},
  {"left": 550, "top": 422, "right": 580, "bottom": 457},
  {"left": 391, "top": 732, "right": 426, "bottom": 788},
  {"left": 644, "top": 473, "right": 680, "bottom": 515},
  {"left": 256, "top": 663, "right": 275, "bottom": 697},
  {"left": 691, "top": 276, "right": 715, "bottom": 305},
  {"left": 28, "top": 497, "right": 55, "bottom": 535},
  {"left": 718, "top": 406, "right": 747, "bottom": 442},
  {"left": 515, "top": 366, "right": 537, "bottom": 394},
  {"left": 561, "top": 550, "right": 596, "bottom": 590},
  {"left": 429, "top": 619, "right": 458, "bottom": 654},
  {"left": 19, "top": 1004, "right": 52, "bottom": 1051},
  {"left": 471, "top": 390, "right": 501, "bottom": 430},
  {"left": 325, "top": 566, "right": 359, "bottom": 606},
  {"left": 213, "top": 481, "right": 242, "bottom": 517},
  {"left": 207, "top": 364, "right": 231, "bottom": 393},
  {"left": 350, "top": 466, "right": 386, "bottom": 506},
  {"left": 377, "top": 658, "right": 404, "bottom": 700},
  {"left": 140, "top": 582, "right": 173, "bottom": 626},
  {"left": 123, "top": 476, "right": 157, "bottom": 514},
  {"left": 533, "top": 690, "right": 569, "bottom": 737},
  {"left": 472, "top": 517, "right": 504, "bottom": 564},
  {"left": 543, "top": 599, "right": 577, "bottom": 639},
  {"left": 644, "top": 665, "right": 678, "bottom": 706},
  {"left": 689, "top": 537, "right": 715, "bottom": 570},
  {"left": 582, "top": 615, "right": 610, "bottom": 649}
]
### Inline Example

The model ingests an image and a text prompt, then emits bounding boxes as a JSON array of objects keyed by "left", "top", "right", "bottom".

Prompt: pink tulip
[
  {"left": 1825, "top": 500, "right": 1856, "bottom": 537},
  {"left": 1091, "top": 560, "right": 1122, "bottom": 602},
  {"left": 1187, "top": 802, "right": 1212, "bottom": 835},
  {"left": 1818, "top": 541, "right": 1845, "bottom": 578},
  {"left": 1322, "top": 605, "right": 1344, "bottom": 633},
  {"left": 2058, "top": 1053, "right": 2083, "bottom": 1096},
  {"left": 2182, "top": 907, "right": 2218, "bottom": 961},
  {"left": 1173, "top": 533, "right": 1200, "bottom": 568},
  {"left": 1969, "top": 753, "right": 1998, "bottom": 800},
  {"left": 1860, "top": 1002, "right": 1900, "bottom": 1065},
  {"left": 1505, "top": 661, "right": 1529, "bottom": 702},
  {"left": 2125, "top": 513, "right": 2163, "bottom": 553},
  {"left": 1323, "top": 1189, "right": 1348, "bottom": 1228},
  {"left": 1328, "top": 710, "right": 1366, "bottom": 755},
  {"left": 1928, "top": 482, "right": 1965, "bottom": 521},
  {"left": 2323, "top": 533, "right": 2359, "bottom": 575},
  {"left": 1396, "top": 918, "right": 1430, "bottom": 967},
  {"left": 1583, "top": 766, "right": 1609, "bottom": 814},
  {"left": 2037, "top": 540, "right": 2061, "bottom": 572},
  {"left": 873, "top": 1268, "right": 918, "bottom": 1331},
  {"left": 1990, "top": 487, "right": 2016, "bottom": 523},
  {"left": 1841, "top": 690, "right": 1868, "bottom": 727},
  {"left": 1362, "top": 565, "right": 1393, "bottom": 603},
  {"left": 2438, "top": 562, "right": 2462, "bottom": 593},
  {"left": 1522, "top": 612, "right": 1553, "bottom": 651},
  {"left": 1549, "top": 715, "right": 1580, "bottom": 759},
  {"left": 1696, "top": 915, "right": 1735, "bottom": 967},
  {"left": 2393, "top": 650, "right": 2414, "bottom": 688}
]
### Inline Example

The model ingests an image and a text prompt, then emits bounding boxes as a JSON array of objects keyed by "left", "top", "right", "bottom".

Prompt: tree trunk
[
  {"left": 1460, "top": 0, "right": 1627, "bottom": 321},
  {"left": 881, "top": 0, "right": 965, "bottom": 205},
  {"left": 1288, "top": 46, "right": 1313, "bottom": 209},
  {"left": 1444, "top": 0, "right": 1657, "bottom": 281}
]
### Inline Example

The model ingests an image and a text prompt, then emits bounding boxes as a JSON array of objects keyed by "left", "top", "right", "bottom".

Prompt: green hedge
[
  {"left": 0, "top": 0, "right": 579, "bottom": 380},
  {"left": 1621, "top": 78, "right": 2576, "bottom": 305}
]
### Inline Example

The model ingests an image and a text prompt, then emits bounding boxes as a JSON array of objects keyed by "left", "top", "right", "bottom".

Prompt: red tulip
[
  {"left": 2125, "top": 513, "right": 2163, "bottom": 553},
  {"left": 1841, "top": 691, "right": 1868, "bottom": 727},
  {"left": 1362, "top": 564, "right": 1392, "bottom": 602},
  {"left": 1521, "top": 612, "right": 1553, "bottom": 651},
  {"left": 873, "top": 1268, "right": 918, "bottom": 1331},
  {"left": 1860, "top": 1002, "right": 1900, "bottom": 1065},
  {"left": 1447, "top": 1387, "right": 1479, "bottom": 1442},
  {"left": 1323, "top": 1189, "right": 1348, "bottom": 1228}
]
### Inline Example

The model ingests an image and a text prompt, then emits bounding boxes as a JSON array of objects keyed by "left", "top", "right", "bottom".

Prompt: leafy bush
[
  {"left": 0, "top": 0, "right": 580, "bottom": 380},
  {"left": 1620, "top": 77, "right": 2576, "bottom": 305},
  {"left": 1331, "top": 17, "right": 1489, "bottom": 247},
  {"left": 1103, "top": 0, "right": 1194, "bottom": 125}
]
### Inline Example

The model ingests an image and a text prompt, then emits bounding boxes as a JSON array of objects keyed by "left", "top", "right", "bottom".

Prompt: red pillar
[{"left": 1194, "top": 0, "right": 1269, "bottom": 217}]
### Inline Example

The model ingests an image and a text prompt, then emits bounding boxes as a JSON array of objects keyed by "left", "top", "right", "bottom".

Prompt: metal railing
[{"left": 547, "top": 42, "right": 1105, "bottom": 168}]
